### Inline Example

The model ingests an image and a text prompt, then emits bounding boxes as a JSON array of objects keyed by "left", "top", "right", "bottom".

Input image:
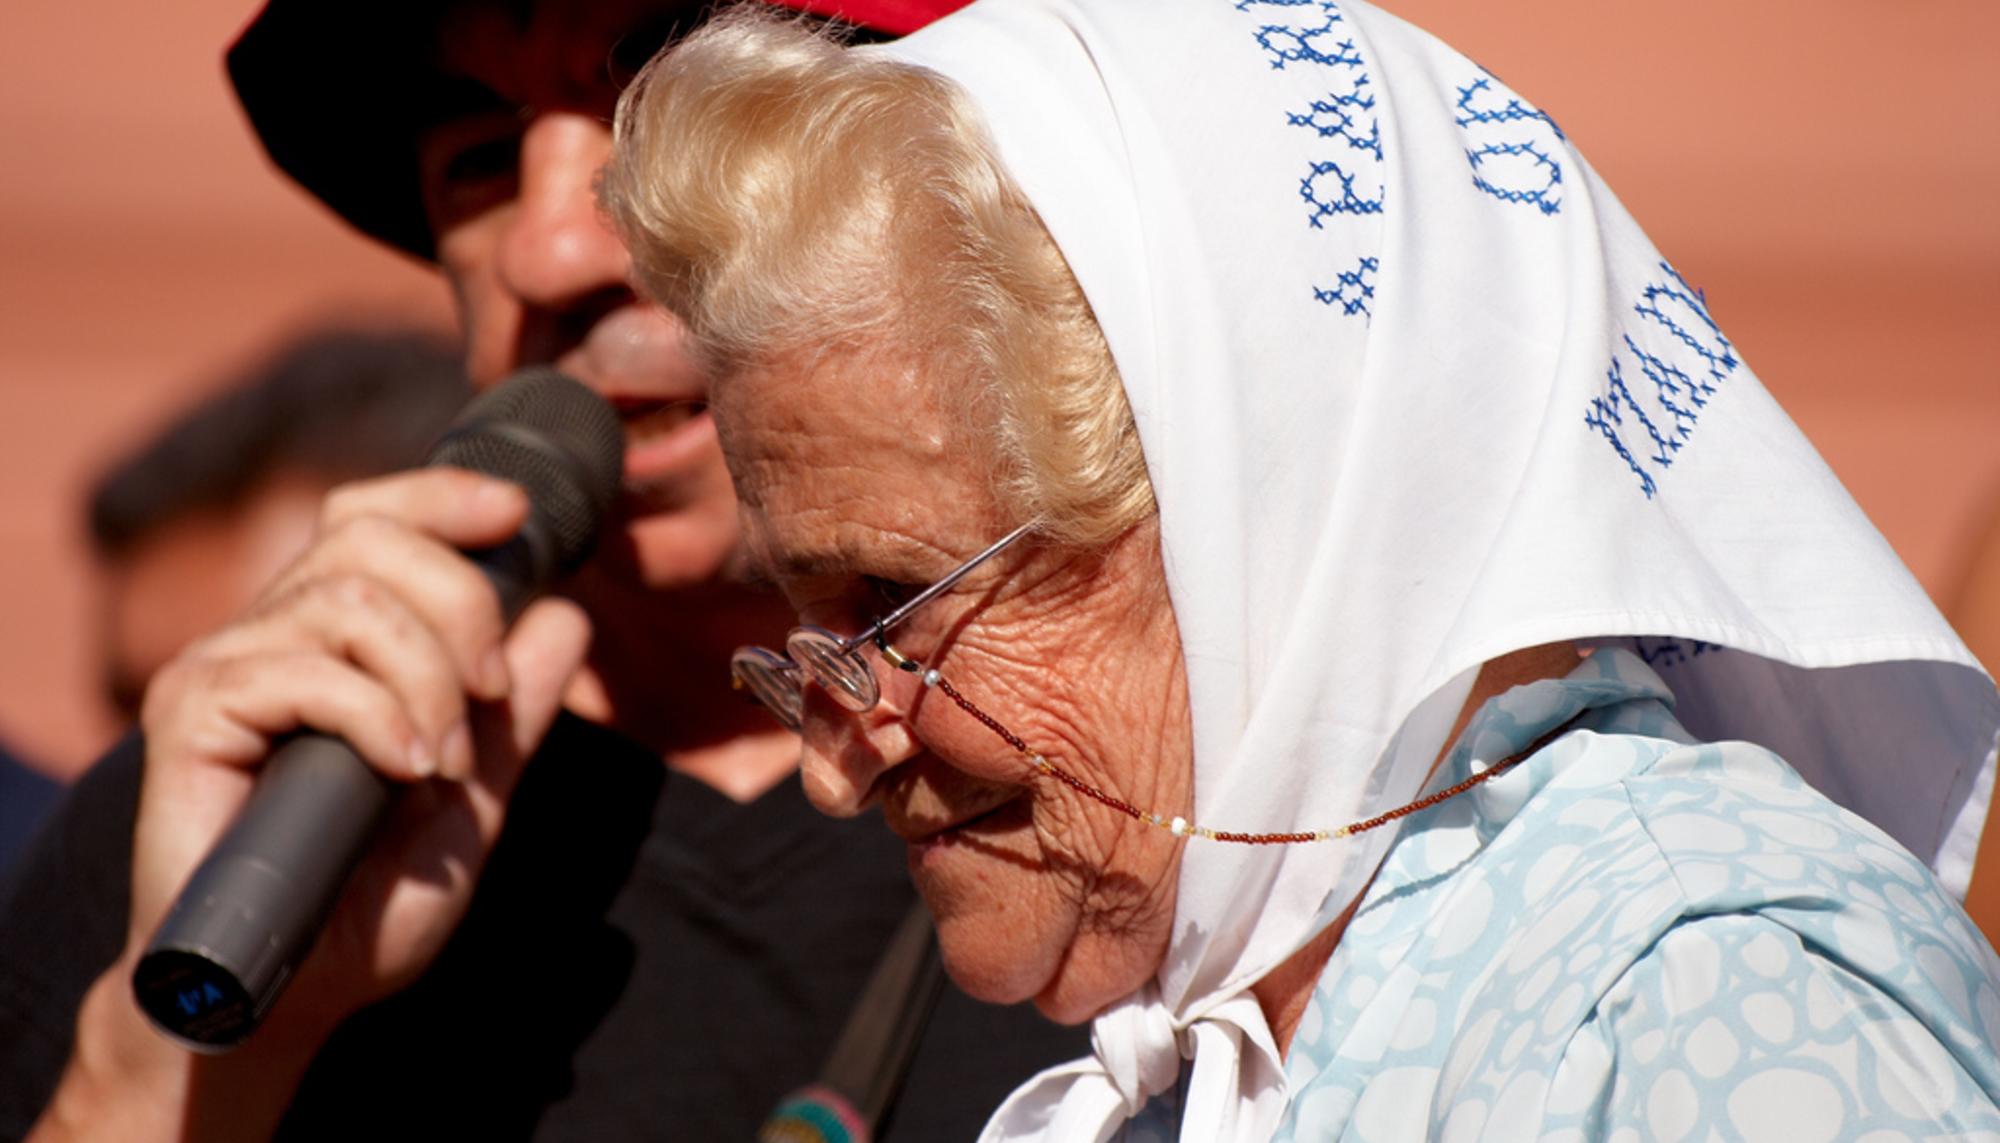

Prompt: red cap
[{"left": 764, "top": 0, "right": 971, "bottom": 36}]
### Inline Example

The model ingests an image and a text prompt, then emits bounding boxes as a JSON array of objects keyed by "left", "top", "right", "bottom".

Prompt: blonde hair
[{"left": 603, "top": 8, "right": 1154, "bottom": 548}]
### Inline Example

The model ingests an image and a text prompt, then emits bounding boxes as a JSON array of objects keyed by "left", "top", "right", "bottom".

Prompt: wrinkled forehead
[
  {"left": 716, "top": 355, "right": 1003, "bottom": 595},
  {"left": 709, "top": 345, "right": 955, "bottom": 520}
]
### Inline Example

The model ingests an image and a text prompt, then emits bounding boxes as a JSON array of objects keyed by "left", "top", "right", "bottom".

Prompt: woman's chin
[
  {"left": 934, "top": 933, "right": 1055, "bottom": 1010},
  {"left": 912, "top": 794, "right": 1176, "bottom": 1023},
  {"left": 1029, "top": 930, "right": 1172, "bottom": 1026},
  {"left": 914, "top": 800, "right": 1073, "bottom": 1009},
  {"left": 934, "top": 935, "right": 1147, "bottom": 1027}
]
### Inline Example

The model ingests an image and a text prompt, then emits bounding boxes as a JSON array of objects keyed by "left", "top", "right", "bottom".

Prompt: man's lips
[
  {"left": 612, "top": 396, "right": 707, "bottom": 444},
  {"left": 605, "top": 396, "right": 717, "bottom": 490},
  {"left": 549, "top": 304, "right": 716, "bottom": 490}
]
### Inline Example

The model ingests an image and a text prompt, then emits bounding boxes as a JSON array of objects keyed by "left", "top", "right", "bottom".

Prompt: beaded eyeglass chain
[
  {"left": 731, "top": 525, "right": 1532, "bottom": 844},
  {"left": 874, "top": 637, "right": 1526, "bottom": 845}
]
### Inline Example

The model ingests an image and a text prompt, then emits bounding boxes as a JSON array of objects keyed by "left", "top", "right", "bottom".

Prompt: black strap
[{"left": 758, "top": 903, "right": 946, "bottom": 1143}]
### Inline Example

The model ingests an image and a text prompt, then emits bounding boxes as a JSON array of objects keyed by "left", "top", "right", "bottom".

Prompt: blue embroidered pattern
[
  {"left": 1453, "top": 74, "right": 1566, "bottom": 138},
  {"left": 1312, "top": 255, "right": 1379, "bottom": 317},
  {"left": 1634, "top": 271, "right": 1739, "bottom": 387},
  {"left": 1241, "top": 0, "right": 1363, "bottom": 69},
  {"left": 1466, "top": 140, "right": 1562, "bottom": 214},
  {"left": 1585, "top": 263, "right": 1741, "bottom": 498},
  {"left": 1287, "top": 73, "right": 1382, "bottom": 167},
  {"left": 1301, "top": 156, "right": 1383, "bottom": 224},
  {"left": 1232, "top": 0, "right": 1384, "bottom": 319},
  {"left": 1454, "top": 74, "right": 1565, "bottom": 215}
]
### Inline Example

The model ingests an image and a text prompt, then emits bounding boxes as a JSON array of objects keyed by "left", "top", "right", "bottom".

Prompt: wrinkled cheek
[
  {"left": 1027, "top": 772, "right": 1186, "bottom": 962},
  {"left": 930, "top": 798, "right": 1170, "bottom": 1015},
  {"left": 1027, "top": 780, "right": 1104, "bottom": 876},
  {"left": 899, "top": 690, "right": 1042, "bottom": 793}
]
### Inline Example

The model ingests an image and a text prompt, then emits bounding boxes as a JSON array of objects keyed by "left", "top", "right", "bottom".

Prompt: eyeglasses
[
  {"left": 730, "top": 522, "right": 1037, "bottom": 731},
  {"left": 733, "top": 518, "right": 1529, "bottom": 848}
]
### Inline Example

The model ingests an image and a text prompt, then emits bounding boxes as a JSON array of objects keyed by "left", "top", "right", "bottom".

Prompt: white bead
[
  {"left": 1170, "top": 816, "right": 1189, "bottom": 837},
  {"left": 922, "top": 669, "right": 941, "bottom": 687}
]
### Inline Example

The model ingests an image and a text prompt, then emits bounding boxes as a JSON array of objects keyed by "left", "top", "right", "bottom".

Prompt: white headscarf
[{"left": 872, "top": 1, "right": 2000, "bottom": 1138}]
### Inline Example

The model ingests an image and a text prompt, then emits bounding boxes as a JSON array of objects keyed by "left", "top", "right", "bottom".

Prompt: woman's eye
[{"left": 866, "top": 576, "right": 920, "bottom": 608}]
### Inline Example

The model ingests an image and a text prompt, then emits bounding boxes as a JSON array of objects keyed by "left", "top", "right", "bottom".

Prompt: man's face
[{"left": 416, "top": 0, "right": 739, "bottom": 596}]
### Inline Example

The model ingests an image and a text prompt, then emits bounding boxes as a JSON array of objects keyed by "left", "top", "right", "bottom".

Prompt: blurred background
[{"left": 0, "top": 0, "right": 1994, "bottom": 778}]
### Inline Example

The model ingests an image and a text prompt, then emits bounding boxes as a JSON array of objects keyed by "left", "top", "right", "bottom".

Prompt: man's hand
[{"left": 34, "top": 467, "right": 593, "bottom": 1141}]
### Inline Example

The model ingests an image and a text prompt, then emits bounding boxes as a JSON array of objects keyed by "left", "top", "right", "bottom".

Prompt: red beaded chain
[{"left": 909, "top": 663, "right": 1527, "bottom": 845}]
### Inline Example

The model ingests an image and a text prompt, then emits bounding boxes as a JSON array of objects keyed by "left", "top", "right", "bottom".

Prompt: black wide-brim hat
[
  {"left": 226, "top": 0, "right": 969, "bottom": 262},
  {"left": 228, "top": 0, "right": 462, "bottom": 261}
]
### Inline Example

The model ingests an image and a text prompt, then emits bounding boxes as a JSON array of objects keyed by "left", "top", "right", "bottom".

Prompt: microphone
[{"left": 131, "top": 367, "right": 624, "bottom": 1050}]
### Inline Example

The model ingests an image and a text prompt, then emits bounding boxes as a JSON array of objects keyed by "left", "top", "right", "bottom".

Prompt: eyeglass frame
[{"left": 729, "top": 521, "right": 1038, "bottom": 731}]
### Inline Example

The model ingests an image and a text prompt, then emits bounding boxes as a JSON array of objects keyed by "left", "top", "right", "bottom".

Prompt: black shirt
[
  {"left": 0, "top": 716, "right": 1084, "bottom": 1140},
  {"left": 0, "top": 742, "right": 59, "bottom": 877}
]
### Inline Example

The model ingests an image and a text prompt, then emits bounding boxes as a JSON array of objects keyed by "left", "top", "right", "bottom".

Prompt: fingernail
[
  {"left": 408, "top": 737, "right": 438, "bottom": 779},
  {"left": 476, "top": 480, "right": 524, "bottom": 513},
  {"left": 481, "top": 648, "right": 511, "bottom": 696},
  {"left": 442, "top": 720, "right": 473, "bottom": 781}
]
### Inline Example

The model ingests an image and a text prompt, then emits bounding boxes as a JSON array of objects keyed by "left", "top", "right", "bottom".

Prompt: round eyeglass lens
[
  {"left": 731, "top": 646, "right": 803, "bottom": 731},
  {"left": 785, "top": 627, "right": 879, "bottom": 712}
]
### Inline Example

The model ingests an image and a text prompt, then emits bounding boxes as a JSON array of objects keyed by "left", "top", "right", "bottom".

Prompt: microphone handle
[{"left": 133, "top": 533, "right": 546, "bottom": 1049}]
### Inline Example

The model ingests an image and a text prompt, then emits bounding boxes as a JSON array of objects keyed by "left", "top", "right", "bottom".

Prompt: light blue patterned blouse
[
  {"left": 1122, "top": 648, "right": 2000, "bottom": 1140},
  {"left": 1272, "top": 647, "right": 2000, "bottom": 1140}
]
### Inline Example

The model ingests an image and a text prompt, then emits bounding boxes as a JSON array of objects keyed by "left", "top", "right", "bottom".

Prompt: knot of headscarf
[
  {"left": 980, "top": 987, "right": 1290, "bottom": 1142},
  {"left": 1094, "top": 985, "right": 1185, "bottom": 1114}
]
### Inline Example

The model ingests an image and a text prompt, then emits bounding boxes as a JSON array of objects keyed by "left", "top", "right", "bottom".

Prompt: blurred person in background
[
  {"left": 86, "top": 328, "right": 472, "bottom": 722},
  {"left": 1, "top": 1, "right": 1080, "bottom": 1140},
  {"left": 0, "top": 329, "right": 465, "bottom": 883}
]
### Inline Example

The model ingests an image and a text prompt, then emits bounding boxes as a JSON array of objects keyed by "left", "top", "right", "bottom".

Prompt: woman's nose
[
  {"left": 494, "top": 112, "right": 631, "bottom": 311},
  {"left": 796, "top": 685, "right": 922, "bottom": 818}
]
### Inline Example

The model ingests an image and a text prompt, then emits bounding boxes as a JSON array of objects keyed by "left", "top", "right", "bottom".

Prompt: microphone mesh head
[{"left": 427, "top": 367, "right": 625, "bottom": 571}]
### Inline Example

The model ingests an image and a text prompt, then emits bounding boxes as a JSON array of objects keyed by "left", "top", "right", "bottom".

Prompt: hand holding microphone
[{"left": 126, "top": 369, "right": 622, "bottom": 1048}]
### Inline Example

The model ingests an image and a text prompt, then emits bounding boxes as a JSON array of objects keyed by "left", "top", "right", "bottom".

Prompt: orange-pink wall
[
  {"left": 0, "top": 0, "right": 1994, "bottom": 783},
  {"left": 0, "top": 0, "right": 451, "bottom": 772}
]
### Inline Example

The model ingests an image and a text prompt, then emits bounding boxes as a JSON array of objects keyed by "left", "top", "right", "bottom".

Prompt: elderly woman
[{"left": 605, "top": 2, "right": 2000, "bottom": 1138}]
